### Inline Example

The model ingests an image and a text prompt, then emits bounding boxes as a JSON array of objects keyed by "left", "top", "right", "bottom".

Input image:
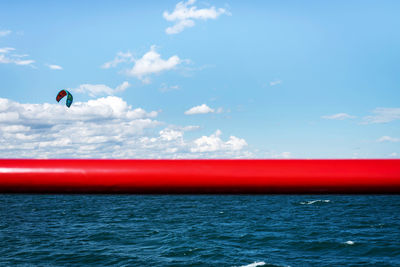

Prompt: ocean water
[{"left": 1, "top": 195, "right": 399, "bottom": 266}]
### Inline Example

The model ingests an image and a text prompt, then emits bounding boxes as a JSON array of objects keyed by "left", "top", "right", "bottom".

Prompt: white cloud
[
  {"left": 73, "top": 81, "right": 130, "bottom": 97},
  {"left": 0, "top": 97, "right": 249, "bottom": 158},
  {"left": 264, "top": 151, "right": 292, "bottom": 159},
  {"left": 181, "top": 125, "right": 201, "bottom": 131},
  {"left": 14, "top": 59, "right": 35, "bottom": 65},
  {"left": 126, "top": 46, "right": 181, "bottom": 83},
  {"left": 225, "top": 135, "right": 248, "bottom": 151},
  {"left": 160, "top": 129, "right": 183, "bottom": 141},
  {"left": 185, "top": 104, "right": 214, "bottom": 115},
  {"left": 279, "top": 152, "right": 292, "bottom": 159},
  {"left": 0, "top": 47, "right": 15, "bottom": 53},
  {"left": 47, "top": 64, "right": 63, "bottom": 70},
  {"left": 377, "top": 136, "right": 399, "bottom": 142},
  {"left": 0, "top": 96, "right": 157, "bottom": 123},
  {"left": 191, "top": 130, "right": 247, "bottom": 153},
  {"left": 0, "top": 96, "right": 161, "bottom": 158},
  {"left": 0, "top": 30, "right": 11, "bottom": 37},
  {"left": 159, "top": 83, "right": 180, "bottom": 92},
  {"left": 322, "top": 113, "right": 356, "bottom": 120},
  {"left": 166, "top": 19, "right": 195, "bottom": 35},
  {"left": 163, "top": 0, "right": 229, "bottom": 34},
  {"left": 101, "top": 51, "right": 134, "bottom": 69},
  {"left": 139, "top": 127, "right": 248, "bottom": 158},
  {"left": 269, "top": 80, "right": 282, "bottom": 86},
  {"left": 362, "top": 108, "right": 400, "bottom": 124},
  {"left": 0, "top": 111, "right": 19, "bottom": 122},
  {"left": 0, "top": 47, "right": 35, "bottom": 66},
  {"left": 1, "top": 125, "right": 30, "bottom": 132}
]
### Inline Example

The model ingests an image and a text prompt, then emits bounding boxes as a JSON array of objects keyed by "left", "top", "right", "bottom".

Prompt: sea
[{"left": 1, "top": 195, "right": 399, "bottom": 266}]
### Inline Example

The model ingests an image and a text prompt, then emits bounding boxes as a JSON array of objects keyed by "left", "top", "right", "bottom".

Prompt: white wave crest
[
  {"left": 236, "top": 262, "right": 290, "bottom": 267},
  {"left": 239, "top": 262, "right": 266, "bottom": 267},
  {"left": 300, "top": 199, "right": 330, "bottom": 205},
  {"left": 344, "top": 240, "right": 355, "bottom": 245}
]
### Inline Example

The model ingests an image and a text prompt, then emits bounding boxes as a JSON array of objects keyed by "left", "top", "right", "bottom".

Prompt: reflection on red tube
[{"left": 0, "top": 159, "right": 399, "bottom": 194}]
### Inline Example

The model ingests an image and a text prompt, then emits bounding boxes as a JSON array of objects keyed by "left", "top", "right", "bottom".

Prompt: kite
[{"left": 56, "top": 90, "right": 73, "bottom": 108}]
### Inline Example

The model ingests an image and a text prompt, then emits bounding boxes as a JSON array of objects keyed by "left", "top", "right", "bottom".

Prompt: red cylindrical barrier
[{"left": 0, "top": 159, "right": 399, "bottom": 193}]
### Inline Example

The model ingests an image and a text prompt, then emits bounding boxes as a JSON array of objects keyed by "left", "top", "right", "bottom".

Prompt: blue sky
[{"left": 1, "top": 0, "right": 399, "bottom": 158}]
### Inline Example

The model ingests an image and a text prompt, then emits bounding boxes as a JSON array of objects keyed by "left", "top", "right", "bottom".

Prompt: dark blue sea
[{"left": 1, "top": 195, "right": 399, "bottom": 266}]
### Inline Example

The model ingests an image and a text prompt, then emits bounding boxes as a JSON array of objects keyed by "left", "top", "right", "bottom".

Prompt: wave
[
  {"left": 300, "top": 199, "right": 330, "bottom": 205},
  {"left": 237, "top": 261, "right": 290, "bottom": 267},
  {"left": 239, "top": 262, "right": 266, "bottom": 267}
]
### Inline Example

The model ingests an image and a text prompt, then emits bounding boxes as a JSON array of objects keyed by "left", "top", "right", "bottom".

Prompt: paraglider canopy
[{"left": 56, "top": 90, "right": 73, "bottom": 108}]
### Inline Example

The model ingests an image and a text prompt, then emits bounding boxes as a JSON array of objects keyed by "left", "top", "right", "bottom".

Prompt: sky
[{"left": 0, "top": 0, "right": 399, "bottom": 159}]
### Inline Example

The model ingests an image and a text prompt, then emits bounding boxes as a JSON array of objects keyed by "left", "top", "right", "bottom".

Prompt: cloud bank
[{"left": 0, "top": 97, "right": 249, "bottom": 158}]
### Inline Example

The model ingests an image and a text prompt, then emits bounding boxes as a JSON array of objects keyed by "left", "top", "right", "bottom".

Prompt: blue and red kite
[{"left": 56, "top": 90, "right": 73, "bottom": 108}]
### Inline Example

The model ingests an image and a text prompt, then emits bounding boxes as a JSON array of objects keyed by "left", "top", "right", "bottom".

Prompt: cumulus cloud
[
  {"left": 377, "top": 136, "right": 399, "bottom": 142},
  {"left": 159, "top": 128, "right": 184, "bottom": 141},
  {"left": 0, "top": 97, "right": 249, "bottom": 158},
  {"left": 0, "top": 96, "right": 162, "bottom": 158},
  {"left": 321, "top": 113, "right": 356, "bottom": 120},
  {"left": 102, "top": 47, "right": 184, "bottom": 83},
  {"left": 0, "top": 47, "right": 35, "bottom": 66},
  {"left": 126, "top": 46, "right": 181, "bottom": 83},
  {"left": 73, "top": 81, "right": 130, "bottom": 97},
  {"left": 362, "top": 108, "right": 400, "bottom": 124},
  {"left": 163, "top": 0, "right": 229, "bottom": 34},
  {"left": 185, "top": 104, "right": 214, "bottom": 115},
  {"left": 0, "top": 96, "right": 157, "bottom": 123},
  {"left": 46, "top": 64, "right": 63, "bottom": 70},
  {"left": 139, "top": 128, "right": 249, "bottom": 158},
  {"left": 191, "top": 130, "right": 247, "bottom": 153}
]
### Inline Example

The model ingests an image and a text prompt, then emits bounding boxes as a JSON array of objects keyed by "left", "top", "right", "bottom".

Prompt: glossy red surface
[{"left": 0, "top": 159, "right": 399, "bottom": 193}]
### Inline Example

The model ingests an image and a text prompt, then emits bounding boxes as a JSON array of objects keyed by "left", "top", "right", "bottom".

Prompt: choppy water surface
[{"left": 1, "top": 195, "right": 400, "bottom": 266}]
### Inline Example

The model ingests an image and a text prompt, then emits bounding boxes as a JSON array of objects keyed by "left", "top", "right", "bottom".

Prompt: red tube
[{"left": 0, "top": 159, "right": 399, "bottom": 193}]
